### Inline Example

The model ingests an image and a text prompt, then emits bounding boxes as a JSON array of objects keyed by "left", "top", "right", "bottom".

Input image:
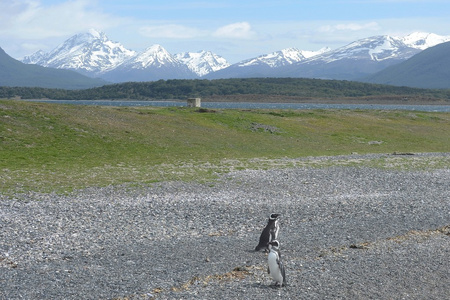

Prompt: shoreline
[
  {"left": 200, "top": 94, "right": 450, "bottom": 105},
  {"left": 14, "top": 93, "right": 450, "bottom": 106},
  {"left": 21, "top": 97, "right": 450, "bottom": 106}
]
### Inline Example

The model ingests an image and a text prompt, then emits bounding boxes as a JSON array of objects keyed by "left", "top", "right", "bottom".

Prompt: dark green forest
[{"left": 1, "top": 78, "right": 450, "bottom": 101}]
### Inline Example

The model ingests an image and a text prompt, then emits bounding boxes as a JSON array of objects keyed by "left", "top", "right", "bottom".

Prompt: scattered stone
[
  {"left": 392, "top": 151, "right": 415, "bottom": 155},
  {"left": 0, "top": 152, "right": 449, "bottom": 299},
  {"left": 250, "top": 122, "right": 280, "bottom": 133}
]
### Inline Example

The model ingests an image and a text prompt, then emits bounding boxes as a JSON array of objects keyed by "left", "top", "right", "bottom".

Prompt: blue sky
[{"left": 1, "top": 0, "right": 450, "bottom": 63}]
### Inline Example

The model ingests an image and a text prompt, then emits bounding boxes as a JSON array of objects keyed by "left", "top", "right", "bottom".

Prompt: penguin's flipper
[{"left": 279, "top": 260, "right": 287, "bottom": 287}]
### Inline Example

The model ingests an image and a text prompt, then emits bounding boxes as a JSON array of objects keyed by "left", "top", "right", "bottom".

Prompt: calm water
[{"left": 25, "top": 99, "right": 450, "bottom": 112}]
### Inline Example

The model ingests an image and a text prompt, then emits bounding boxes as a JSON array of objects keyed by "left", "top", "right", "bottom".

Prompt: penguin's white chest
[
  {"left": 272, "top": 220, "right": 279, "bottom": 240},
  {"left": 268, "top": 252, "right": 283, "bottom": 283}
]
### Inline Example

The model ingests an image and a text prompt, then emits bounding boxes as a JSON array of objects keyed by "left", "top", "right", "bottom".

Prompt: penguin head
[
  {"left": 269, "top": 213, "right": 280, "bottom": 220},
  {"left": 268, "top": 240, "right": 280, "bottom": 249}
]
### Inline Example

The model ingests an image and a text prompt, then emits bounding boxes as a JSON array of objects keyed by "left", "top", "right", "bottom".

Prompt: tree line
[{"left": 1, "top": 78, "right": 449, "bottom": 100}]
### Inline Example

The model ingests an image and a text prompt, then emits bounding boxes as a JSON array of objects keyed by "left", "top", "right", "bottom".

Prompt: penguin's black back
[{"left": 255, "top": 219, "right": 276, "bottom": 251}]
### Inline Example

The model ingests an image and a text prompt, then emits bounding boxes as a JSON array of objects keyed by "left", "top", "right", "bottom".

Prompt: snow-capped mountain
[
  {"left": 100, "top": 44, "right": 196, "bottom": 82},
  {"left": 401, "top": 32, "right": 450, "bottom": 50},
  {"left": 301, "top": 47, "right": 332, "bottom": 59},
  {"left": 306, "top": 35, "right": 419, "bottom": 64},
  {"left": 20, "top": 29, "right": 450, "bottom": 82},
  {"left": 237, "top": 47, "right": 332, "bottom": 68},
  {"left": 21, "top": 29, "right": 225, "bottom": 81},
  {"left": 175, "top": 51, "right": 230, "bottom": 77},
  {"left": 22, "top": 29, "right": 136, "bottom": 75},
  {"left": 363, "top": 41, "right": 450, "bottom": 88},
  {"left": 21, "top": 49, "right": 46, "bottom": 65},
  {"left": 238, "top": 48, "right": 307, "bottom": 68},
  {"left": 124, "top": 44, "right": 180, "bottom": 69},
  {"left": 302, "top": 32, "right": 450, "bottom": 65},
  {"left": 205, "top": 47, "right": 331, "bottom": 79},
  {"left": 278, "top": 32, "right": 450, "bottom": 80}
]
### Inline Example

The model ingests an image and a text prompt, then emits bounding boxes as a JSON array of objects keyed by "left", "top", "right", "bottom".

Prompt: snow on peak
[
  {"left": 239, "top": 48, "right": 307, "bottom": 68},
  {"left": 175, "top": 50, "right": 230, "bottom": 76},
  {"left": 27, "top": 29, "right": 136, "bottom": 73},
  {"left": 367, "top": 36, "right": 398, "bottom": 60},
  {"left": 68, "top": 29, "right": 107, "bottom": 46},
  {"left": 87, "top": 28, "right": 104, "bottom": 39},
  {"left": 237, "top": 46, "right": 332, "bottom": 68},
  {"left": 279, "top": 48, "right": 306, "bottom": 62},
  {"left": 146, "top": 44, "right": 166, "bottom": 52},
  {"left": 142, "top": 44, "right": 171, "bottom": 57},
  {"left": 20, "top": 29, "right": 450, "bottom": 79},
  {"left": 21, "top": 49, "right": 46, "bottom": 64},
  {"left": 307, "top": 34, "right": 421, "bottom": 63},
  {"left": 300, "top": 47, "right": 332, "bottom": 59},
  {"left": 401, "top": 32, "right": 450, "bottom": 50},
  {"left": 128, "top": 44, "right": 180, "bottom": 69}
]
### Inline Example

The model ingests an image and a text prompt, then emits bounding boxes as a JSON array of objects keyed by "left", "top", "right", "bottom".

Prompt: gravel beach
[{"left": 1, "top": 153, "right": 449, "bottom": 300}]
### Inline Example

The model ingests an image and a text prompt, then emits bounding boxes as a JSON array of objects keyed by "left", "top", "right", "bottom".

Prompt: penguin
[
  {"left": 267, "top": 240, "right": 287, "bottom": 287},
  {"left": 255, "top": 213, "right": 280, "bottom": 252}
]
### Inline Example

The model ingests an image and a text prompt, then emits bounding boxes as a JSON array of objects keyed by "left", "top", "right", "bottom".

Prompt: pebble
[{"left": 0, "top": 153, "right": 449, "bottom": 299}]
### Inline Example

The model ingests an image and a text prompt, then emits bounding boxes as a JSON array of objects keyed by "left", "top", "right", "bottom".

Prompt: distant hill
[
  {"left": 362, "top": 42, "right": 450, "bottom": 89},
  {"left": 2, "top": 78, "right": 450, "bottom": 102},
  {"left": 0, "top": 47, "right": 106, "bottom": 89}
]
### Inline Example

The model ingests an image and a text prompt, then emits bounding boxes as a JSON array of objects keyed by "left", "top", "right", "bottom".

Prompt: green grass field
[{"left": 1, "top": 99, "right": 449, "bottom": 193}]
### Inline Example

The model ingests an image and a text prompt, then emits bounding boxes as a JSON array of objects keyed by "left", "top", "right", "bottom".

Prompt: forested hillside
[{"left": 1, "top": 78, "right": 450, "bottom": 101}]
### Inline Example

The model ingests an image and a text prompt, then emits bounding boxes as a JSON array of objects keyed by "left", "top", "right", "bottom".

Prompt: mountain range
[
  {"left": 212, "top": 32, "right": 450, "bottom": 81},
  {"left": 12, "top": 29, "right": 450, "bottom": 89},
  {"left": 22, "top": 29, "right": 136, "bottom": 76}
]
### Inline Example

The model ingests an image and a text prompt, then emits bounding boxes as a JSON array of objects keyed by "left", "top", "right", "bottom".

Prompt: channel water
[{"left": 25, "top": 99, "right": 450, "bottom": 112}]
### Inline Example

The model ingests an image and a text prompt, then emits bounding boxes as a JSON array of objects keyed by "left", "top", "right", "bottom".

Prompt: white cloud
[
  {"left": 0, "top": 0, "right": 39, "bottom": 31},
  {"left": 213, "top": 22, "right": 257, "bottom": 39},
  {"left": 0, "top": 0, "right": 124, "bottom": 39},
  {"left": 138, "top": 21, "right": 258, "bottom": 41},
  {"left": 318, "top": 22, "right": 381, "bottom": 33},
  {"left": 139, "top": 24, "right": 207, "bottom": 39}
]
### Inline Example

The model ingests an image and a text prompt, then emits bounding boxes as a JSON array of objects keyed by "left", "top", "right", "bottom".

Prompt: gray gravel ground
[{"left": 1, "top": 153, "right": 449, "bottom": 300}]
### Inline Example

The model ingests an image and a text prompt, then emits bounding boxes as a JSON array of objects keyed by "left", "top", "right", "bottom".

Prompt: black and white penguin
[
  {"left": 267, "top": 240, "right": 287, "bottom": 287},
  {"left": 255, "top": 213, "right": 280, "bottom": 251}
]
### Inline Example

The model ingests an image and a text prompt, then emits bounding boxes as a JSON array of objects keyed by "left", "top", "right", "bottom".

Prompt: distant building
[{"left": 187, "top": 98, "right": 201, "bottom": 107}]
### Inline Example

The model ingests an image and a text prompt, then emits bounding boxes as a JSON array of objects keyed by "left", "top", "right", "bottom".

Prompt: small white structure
[{"left": 187, "top": 98, "right": 201, "bottom": 108}]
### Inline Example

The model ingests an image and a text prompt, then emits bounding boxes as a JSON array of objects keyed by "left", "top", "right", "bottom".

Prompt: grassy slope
[{"left": 1, "top": 99, "right": 449, "bottom": 193}]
